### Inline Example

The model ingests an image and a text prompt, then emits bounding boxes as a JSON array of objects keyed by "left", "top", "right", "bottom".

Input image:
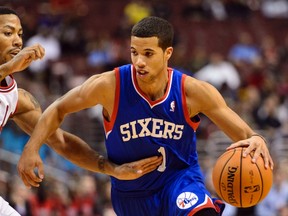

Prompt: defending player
[{"left": 18, "top": 16, "right": 273, "bottom": 215}]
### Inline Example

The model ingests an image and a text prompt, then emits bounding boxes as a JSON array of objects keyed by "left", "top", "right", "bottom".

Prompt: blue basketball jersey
[{"left": 104, "top": 64, "right": 202, "bottom": 192}]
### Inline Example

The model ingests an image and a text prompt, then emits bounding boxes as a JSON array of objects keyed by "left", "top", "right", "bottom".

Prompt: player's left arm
[{"left": 184, "top": 77, "right": 273, "bottom": 169}]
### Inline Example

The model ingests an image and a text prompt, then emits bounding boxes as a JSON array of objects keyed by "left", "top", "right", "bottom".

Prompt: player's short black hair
[
  {"left": 0, "top": 6, "right": 18, "bottom": 16},
  {"left": 131, "top": 16, "right": 174, "bottom": 51}
]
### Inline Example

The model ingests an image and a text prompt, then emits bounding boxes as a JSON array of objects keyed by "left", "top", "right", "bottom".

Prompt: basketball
[{"left": 212, "top": 147, "right": 273, "bottom": 208}]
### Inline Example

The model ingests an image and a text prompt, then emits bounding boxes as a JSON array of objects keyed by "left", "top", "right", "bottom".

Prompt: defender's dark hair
[
  {"left": 0, "top": 7, "right": 18, "bottom": 16},
  {"left": 131, "top": 16, "right": 174, "bottom": 51}
]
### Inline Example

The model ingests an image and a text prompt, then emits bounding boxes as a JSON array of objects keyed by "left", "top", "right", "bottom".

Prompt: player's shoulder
[
  {"left": 183, "top": 75, "right": 221, "bottom": 104},
  {"left": 85, "top": 70, "right": 116, "bottom": 86},
  {"left": 15, "top": 88, "right": 41, "bottom": 114},
  {"left": 184, "top": 75, "right": 214, "bottom": 91}
]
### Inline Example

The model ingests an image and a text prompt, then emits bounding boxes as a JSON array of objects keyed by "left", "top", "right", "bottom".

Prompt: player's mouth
[
  {"left": 136, "top": 70, "right": 148, "bottom": 77},
  {"left": 9, "top": 49, "right": 20, "bottom": 57}
]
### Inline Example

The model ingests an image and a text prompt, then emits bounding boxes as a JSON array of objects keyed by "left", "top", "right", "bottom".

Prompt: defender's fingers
[
  {"left": 18, "top": 172, "right": 31, "bottom": 188},
  {"left": 37, "top": 163, "right": 45, "bottom": 180},
  {"left": 141, "top": 157, "right": 163, "bottom": 169},
  {"left": 139, "top": 156, "right": 162, "bottom": 164}
]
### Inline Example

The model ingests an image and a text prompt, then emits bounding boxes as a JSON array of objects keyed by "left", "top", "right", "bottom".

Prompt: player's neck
[
  {"left": 137, "top": 70, "right": 169, "bottom": 101},
  {"left": 0, "top": 78, "right": 7, "bottom": 87}
]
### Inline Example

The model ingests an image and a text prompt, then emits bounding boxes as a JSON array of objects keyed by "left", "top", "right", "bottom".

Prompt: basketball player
[
  {"left": 0, "top": 7, "right": 162, "bottom": 216},
  {"left": 18, "top": 16, "right": 274, "bottom": 216}
]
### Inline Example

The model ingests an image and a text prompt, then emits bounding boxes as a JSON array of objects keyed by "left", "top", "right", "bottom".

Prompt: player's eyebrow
[
  {"left": 2, "top": 25, "right": 22, "bottom": 32},
  {"left": 130, "top": 47, "right": 155, "bottom": 53},
  {"left": 3, "top": 25, "right": 15, "bottom": 29},
  {"left": 143, "top": 48, "right": 154, "bottom": 52}
]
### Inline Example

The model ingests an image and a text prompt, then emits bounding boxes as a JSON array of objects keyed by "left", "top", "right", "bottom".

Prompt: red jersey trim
[
  {"left": 181, "top": 75, "right": 200, "bottom": 131},
  {"left": 0, "top": 75, "right": 16, "bottom": 93},
  {"left": 103, "top": 69, "right": 120, "bottom": 137},
  {"left": 132, "top": 66, "right": 172, "bottom": 108},
  {"left": 188, "top": 195, "right": 217, "bottom": 216}
]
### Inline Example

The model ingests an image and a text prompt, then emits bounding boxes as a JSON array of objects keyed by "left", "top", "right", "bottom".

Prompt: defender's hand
[
  {"left": 7, "top": 43, "right": 45, "bottom": 73},
  {"left": 17, "top": 146, "right": 44, "bottom": 188},
  {"left": 112, "top": 156, "right": 163, "bottom": 180}
]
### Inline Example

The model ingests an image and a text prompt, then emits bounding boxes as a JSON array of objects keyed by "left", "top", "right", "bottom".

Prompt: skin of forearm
[
  {"left": 0, "top": 62, "right": 12, "bottom": 80},
  {"left": 48, "top": 131, "right": 116, "bottom": 176}
]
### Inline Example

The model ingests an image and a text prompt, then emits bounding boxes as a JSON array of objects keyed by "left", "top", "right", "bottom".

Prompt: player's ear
[{"left": 165, "top": 47, "right": 173, "bottom": 60}]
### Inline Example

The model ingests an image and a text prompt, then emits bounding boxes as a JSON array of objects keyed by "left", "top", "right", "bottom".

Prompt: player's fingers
[
  {"left": 39, "top": 45, "right": 45, "bottom": 58},
  {"left": 139, "top": 156, "right": 163, "bottom": 169},
  {"left": 31, "top": 43, "right": 45, "bottom": 58},
  {"left": 250, "top": 145, "right": 262, "bottom": 164},
  {"left": 226, "top": 140, "right": 250, "bottom": 151},
  {"left": 37, "top": 163, "right": 45, "bottom": 180},
  {"left": 268, "top": 154, "right": 274, "bottom": 170},
  {"left": 18, "top": 171, "right": 31, "bottom": 188},
  {"left": 132, "top": 156, "right": 162, "bottom": 173},
  {"left": 262, "top": 151, "right": 274, "bottom": 170},
  {"left": 139, "top": 158, "right": 163, "bottom": 175},
  {"left": 24, "top": 172, "right": 42, "bottom": 188},
  {"left": 141, "top": 156, "right": 163, "bottom": 169},
  {"left": 34, "top": 46, "right": 45, "bottom": 59},
  {"left": 140, "top": 165, "right": 159, "bottom": 175},
  {"left": 136, "top": 156, "right": 162, "bottom": 165},
  {"left": 18, "top": 167, "right": 41, "bottom": 188}
]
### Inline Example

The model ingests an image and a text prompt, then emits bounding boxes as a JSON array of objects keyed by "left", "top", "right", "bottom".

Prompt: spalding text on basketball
[
  {"left": 120, "top": 118, "right": 184, "bottom": 142},
  {"left": 227, "top": 166, "right": 238, "bottom": 205}
]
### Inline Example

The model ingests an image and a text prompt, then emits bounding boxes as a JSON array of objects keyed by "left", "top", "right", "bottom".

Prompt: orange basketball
[{"left": 212, "top": 147, "right": 273, "bottom": 208}]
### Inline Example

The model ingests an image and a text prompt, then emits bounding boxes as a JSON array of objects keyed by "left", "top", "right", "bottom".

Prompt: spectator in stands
[
  {"left": 194, "top": 52, "right": 241, "bottom": 91},
  {"left": 279, "top": 33, "right": 288, "bottom": 68},
  {"left": 25, "top": 23, "right": 61, "bottom": 84},
  {"left": 228, "top": 31, "right": 262, "bottom": 68},
  {"left": 181, "top": 0, "right": 213, "bottom": 21},
  {"left": 68, "top": 175, "right": 102, "bottom": 215},
  {"left": 223, "top": 0, "right": 252, "bottom": 19},
  {"left": 260, "top": 0, "right": 288, "bottom": 19},
  {"left": 253, "top": 93, "right": 282, "bottom": 130},
  {"left": 6, "top": 176, "right": 33, "bottom": 216},
  {"left": 124, "top": 0, "right": 152, "bottom": 25},
  {"left": 260, "top": 35, "right": 281, "bottom": 74},
  {"left": 151, "top": 0, "right": 172, "bottom": 20}
]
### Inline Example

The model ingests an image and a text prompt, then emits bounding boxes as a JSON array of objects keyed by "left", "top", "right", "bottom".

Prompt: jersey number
[{"left": 157, "top": 147, "right": 166, "bottom": 172}]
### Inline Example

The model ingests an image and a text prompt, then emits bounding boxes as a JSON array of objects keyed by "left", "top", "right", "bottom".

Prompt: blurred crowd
[{"left": 0, "top": 0, "right": 288, "bottom": 215}]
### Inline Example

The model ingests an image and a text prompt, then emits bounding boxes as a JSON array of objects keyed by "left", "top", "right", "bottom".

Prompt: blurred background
[{"left": 0, "top": 0, "right": 288, "bottom": 215}]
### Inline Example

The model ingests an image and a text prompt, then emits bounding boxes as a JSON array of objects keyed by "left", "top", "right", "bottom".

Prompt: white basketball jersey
[{"left": 0, "top": 75, "right": 18, "bottom": 131}]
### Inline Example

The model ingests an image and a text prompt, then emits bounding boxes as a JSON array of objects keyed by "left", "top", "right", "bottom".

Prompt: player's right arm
[
  {"left": 18, "top": 71, "right": 163, "bottom": 187},
  {"left": 25, "top": 71, "right": 115, "bottom": 153}
]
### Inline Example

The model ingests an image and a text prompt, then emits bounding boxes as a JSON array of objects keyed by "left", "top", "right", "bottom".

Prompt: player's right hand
[
  {"left": 112, "top": 156, "right": 163, "bottom": 180},
  {"left": 7, "top": 43, "right": 45, "bottom": 74},
  {"left": 17, "top": 145, "right": 44, "bottom": 188}
]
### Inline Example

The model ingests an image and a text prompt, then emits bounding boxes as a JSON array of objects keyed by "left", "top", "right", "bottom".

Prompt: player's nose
[
  {"left": 135, "top": 56, "right": 146, "bottom": 68},
  {"left": 12, "top": 34, "right": 22, "bottom": 48}
]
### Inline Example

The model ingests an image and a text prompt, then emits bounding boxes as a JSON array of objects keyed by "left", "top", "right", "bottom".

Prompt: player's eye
[
  {"left": 4, "top": 32, "right": 12, "bottom": 36},
  {"left": 131, "top": 50, "right": 138, "bottom": 56},
  {"left": 145, "top": 52, "right": 153, "bottom": 57}
]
